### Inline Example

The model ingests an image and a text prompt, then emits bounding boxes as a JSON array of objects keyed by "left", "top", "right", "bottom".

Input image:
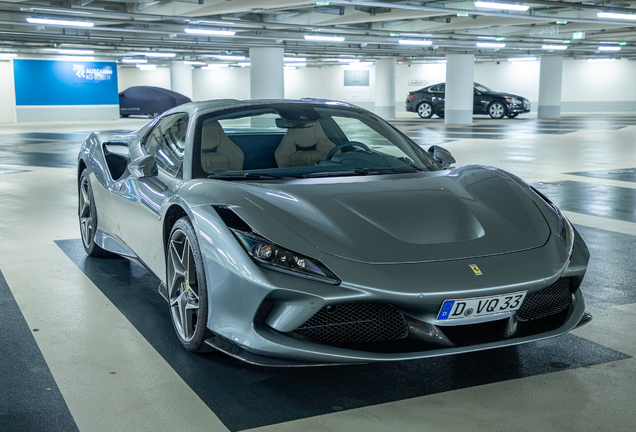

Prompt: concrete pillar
[
  {"left": 170, "top": 61, "right": 193, "bottom": 100},
  {"left": 375, "top": 58, "right": 396, "bottom": 119},
  {"left": 249, "top": 47, "right": 284, "bottom": 99},
  {"left": 538, "top": 56, "right": 563, "bottom": 119},
  {"left": 444, "top": 54, "right": 474, "bottom": 125}
]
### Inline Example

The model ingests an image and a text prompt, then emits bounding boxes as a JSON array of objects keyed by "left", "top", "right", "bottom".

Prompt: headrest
[
  {"left": 290, "top": 124, "right": 321, "bottom": 148},
  {"left": 202, "top": 121, "right": 225, "bottom": 150}
]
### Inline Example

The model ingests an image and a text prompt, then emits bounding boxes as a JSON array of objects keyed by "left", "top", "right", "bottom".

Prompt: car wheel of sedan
[
  {"left": 167, "top": 217, "right": 212, "bottom": 353},
  {"left": 488, "top": 101, "right": 506, "bottom": 119},
  {"left": 417, "top": 102, "right": 434, "bottom": 119},
  {"left": 79, "top": 170, "right": 109, "bottom": 257}
]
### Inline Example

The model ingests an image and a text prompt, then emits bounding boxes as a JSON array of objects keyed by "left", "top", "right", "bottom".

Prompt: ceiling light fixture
[
  {"left": 0, "top": 53, "right": 18, "bottom": 58},
  {"left": 202, "top": 64, "right": 229, "bottom": 69},
  {"left": 476, "top": 42, "right": 506, "bottom": 48},
  {"left": 26, "top": 7, "right": 92, "bottom": 15},
  {"left": 184, "top": 28, "right": 235, "bottom": 36},
  {"left": 184, "top": 61, "right": 205, "bottom": 65},
  {"left": 284, "top": 57, "right": 307, "bottom": 61},
  {"left": 304, "top": 35, "right": 345, "bottom": 42},
  {"left": 508, "top": 57, "right": 538, "bottom": 62},
  {"left": 144, "top": 52, "right": 176, "bottom": 58},
  {"left": 285, "top": 62, "right": 307, "bottom": 67},
  {"left": 542, "top": 44, "right": 568, "bottom": 50},
  {"left": 121, "top": 58, "right": 148, "bottom": 63},
  {"left": 58, "top": 49, "right": 94, "bottom": 55},
  {"left": 137, "top": 64, "right": 156, "bottom": 70},
  {"left": 588, "top": 58, "right": 616, "bottom": 62},
  {"left": 26, "top": 17, "right": 94, "bottom": 27},
  {"left": 399, "top": 39, "right": 433, "bottom": 45},
  {"left": 337, "top": 58, "right": 360, "bottom": 62},
  {"left": 474, "top": 2, "right": 529, "bottom": 12},
  {"left": 598, "top": 46, "right": 621, "bottom": 51},
  {"left": 597, "top": 12, "right": 636, "bottom": 20},
  {"left": 238, "top": 62, "right": 250, "bottom": 67}
]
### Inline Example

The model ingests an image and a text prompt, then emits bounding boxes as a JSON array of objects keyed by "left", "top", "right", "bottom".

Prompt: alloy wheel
[
  {"left": 167, "top": 229, "right": 200, "bottom": 343},
  {"left": 79, "top": 177, "right": 93, "bottom": 248},
  {"left": 489, "top": 102, "right": 505, "bottom": 119},
  {"left": 418, "top": 103, "right": 433, "bottom": 118}
]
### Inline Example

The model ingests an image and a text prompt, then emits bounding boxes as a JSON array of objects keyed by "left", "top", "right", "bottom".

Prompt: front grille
[
  {"left": 517, "top": 278, "right": 572, "bottom": 322},
  {"left": 293, "top": 303, "right": 409, "bottom": 343}
]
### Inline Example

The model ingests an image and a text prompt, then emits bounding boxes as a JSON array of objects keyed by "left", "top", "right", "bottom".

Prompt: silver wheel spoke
[{"left": 168, "top": 228, "right": 200, "bottom": 344}]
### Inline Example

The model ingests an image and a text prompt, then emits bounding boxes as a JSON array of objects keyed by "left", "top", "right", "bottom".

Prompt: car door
[
  {"left": 473, "top": 87, "right": 488, "bottom": 114},
  {"left": 429, "top": 84, "right": 445, "bottom": 112},
  {"left": 112, "top": 113, "right": 189, "bottom": 277}
]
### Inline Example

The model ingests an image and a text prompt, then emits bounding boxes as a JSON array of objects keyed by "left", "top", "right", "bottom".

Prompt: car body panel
[{"left": 78, "top": 98, "right": 589, "bottom": 365}]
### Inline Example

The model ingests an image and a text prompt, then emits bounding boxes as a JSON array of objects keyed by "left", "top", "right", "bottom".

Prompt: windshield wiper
[
  {"left": 208, "top": 172, "right": 285, "bottom": 180},
  {"left": 303, "top": 167, "right": 419, "bottom": 178}
]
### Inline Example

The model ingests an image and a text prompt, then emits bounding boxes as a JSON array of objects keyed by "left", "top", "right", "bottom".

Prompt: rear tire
[
  {"left": 79, "top": 170, "right": 109, "bottom": 257},
  {"left": 417, "top": 102, "right": 434, "bottom": 119}
]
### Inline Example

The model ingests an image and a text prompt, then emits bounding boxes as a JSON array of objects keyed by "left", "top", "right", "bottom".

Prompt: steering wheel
[{"left": 324, "top": 142, "right": 371, "bottom": 161}]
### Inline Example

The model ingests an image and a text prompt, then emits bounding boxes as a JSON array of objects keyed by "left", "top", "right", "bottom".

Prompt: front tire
[
  {"left": 417, "top": 102, "right": 434, "bottom": 119},
  {"left": 488, "top": 101, "right": 506, "bottom": 119},
  {"left": 79, "top": 170, "right": 109, "bottom": 257},
  {"left": 167, "top": 217, "right": 211, "bottom": 353}
]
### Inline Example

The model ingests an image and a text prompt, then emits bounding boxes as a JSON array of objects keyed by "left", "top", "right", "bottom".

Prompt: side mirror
[
  {"left": 428, "top": 145, "right": 456, "bottom": 169},
  {"left": 129, "top": 155, "right": 157, "bottom": 179}
]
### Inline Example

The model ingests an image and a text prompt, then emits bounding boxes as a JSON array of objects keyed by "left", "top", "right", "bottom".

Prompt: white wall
[
  {"left": 193, "top": 67, "right": 250, "bottom": 101},
  {"left": 396, "top": 63, "right": 446, "bottom": 99},
  {"left": 117, "top": 66, "right": 171, "bottom": 92},
  {"left": 0, "top": 60, "right": 16, "bottom": 123},
  {"left": 473, "top": 61, "right": 540, "bottom": 104}
]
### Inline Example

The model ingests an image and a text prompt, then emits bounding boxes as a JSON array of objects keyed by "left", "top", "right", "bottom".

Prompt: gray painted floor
[{"left": 1, "top": 113, "right": 635, "bottom": 432}]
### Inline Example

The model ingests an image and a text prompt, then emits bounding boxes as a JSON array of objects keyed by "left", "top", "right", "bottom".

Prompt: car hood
[
  {"left": 484, "top": 91, "right": 525, "bottom": 100},
  {"left": 225, "top": 165, "right": 550, "bottom": 264}
]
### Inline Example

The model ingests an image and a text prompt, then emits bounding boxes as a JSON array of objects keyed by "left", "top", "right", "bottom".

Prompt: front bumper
[{"left": 507, "top": 100, "right": 531, "bottom": 114}]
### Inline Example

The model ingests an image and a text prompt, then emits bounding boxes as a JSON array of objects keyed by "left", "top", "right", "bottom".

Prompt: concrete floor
[{"left": 1, "top": 113, "right": 635, "bottom": 432}]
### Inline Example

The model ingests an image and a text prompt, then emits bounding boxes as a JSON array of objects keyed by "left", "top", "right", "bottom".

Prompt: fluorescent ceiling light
[
  {"left": 357, "top": 61, "right": 374, "bottom": 66},
  {"left": 202, "top": 64, "right": 229, "bottom": 69},
  {"left": 58, "top": 49, "right": 94, "bottom": 55},
  {"left": 477, "top": 36, "right": 497, "bottom": 39},
  {"left": 598, "top": 46, "right": 621, "bottom": 51},
  {"left": 238, "top": 62, "right": 250, "bottom": 67},
  {"left": 284, "top": 57, "right": 307, "bottom": 61},
  {"left": 399, "top": 39, "right": 433, "bottom": 45},
  {"left": 476, "top": 42, "right": 506, "bottom": 48},
  {"left": 121, "top": 58, "right": 147, "bottom": 63},
  {"left": 338, "top": 58, "right": 359, "bottom": 62},
  {"left": 542, "top": 45, "right": 568, "bottom": 50},
  {"left": 508, "top": 57, "right": 538, "bottom": 62},
  {"left": 597, "top": 12, "right": 636, "bottom": 20},
  {"left": 304, "top": 35, "right": 345, "bottom": 42},
  {"left": 285, "top": 62, "right": 307, "bottom": 67},
  {"left": 211, "top": 54, "right": 245, "bottom": 60},
  {"left": 437, "top": 59, "right": 447, "bottom": 63},
  {"left": 184, "top": 61, "right": 206, "bottom": 65},
  {"left": 145, "top": 52, "right": 176, "bottom": 58},
  {"left": 184, "top": 28, "right": 235, "bottom": 36},
  {"left": 588, "top": 58, "right": 616, "bottom": 62},
  {"left": 137, "top": 64, "right": 156, "bottom": 70},
  {"left": 401, "top": 33, "right": 431, "bottom": 37},
  {"left": 27, "top": 17, "right": 94, "bottom": 27},
  {"left": 474, "top": 2, "right": 529, "bottom": 11},
  {"left": 64, "top": 56, "right": 94, "bottom": 61},
  {"left": 0, "top": 53, "right": 17, "bottom": 58}
]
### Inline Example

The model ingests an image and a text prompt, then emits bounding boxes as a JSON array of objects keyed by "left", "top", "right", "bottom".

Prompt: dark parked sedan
[
  {"left": 119, "top": 86, "right": 191, "bottom": 118},
  {"left": 406, "top": 83, "right": 531, "bottom": 119}
]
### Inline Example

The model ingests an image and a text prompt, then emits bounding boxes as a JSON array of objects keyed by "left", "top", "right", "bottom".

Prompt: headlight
[
  {"left": 506, "top": 98, "right": 522, "bottom": 105},
  {"left": 232, "top": 229, "right": 341, "bottom": 285}
]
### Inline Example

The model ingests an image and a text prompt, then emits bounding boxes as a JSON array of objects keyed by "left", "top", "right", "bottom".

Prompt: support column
[
  {"left": 249, "top": 47, "right": 284, "bottom": 99},
  {"left": 170, "top": 61, "right": 193, "bottom": 100},
  {"left": 375, "top": 58, "right": 396, "bottom": 119},
  {"left": 538, "top": 56, "right": 563, "bottom": 119},
  {"left": 444, "top": 54, "right": 474, "bottom": 125}
]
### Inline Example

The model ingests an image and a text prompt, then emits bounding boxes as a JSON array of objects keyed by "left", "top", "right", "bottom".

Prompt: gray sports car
[{"left": 77, "top": 99, "right": 591, "bottom": 366}]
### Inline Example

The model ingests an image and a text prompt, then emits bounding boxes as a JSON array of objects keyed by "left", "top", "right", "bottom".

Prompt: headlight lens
[
  {"left": 232, "top": 229, "right": 341, "bottom": 285},
  {"left": 506, "top": 98, "right": 522, "bottom": 105}
]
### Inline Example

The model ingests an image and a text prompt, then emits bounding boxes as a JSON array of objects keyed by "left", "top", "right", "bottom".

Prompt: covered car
[{"left": 119, "top": 86, "right": 191, "bottom": 118}]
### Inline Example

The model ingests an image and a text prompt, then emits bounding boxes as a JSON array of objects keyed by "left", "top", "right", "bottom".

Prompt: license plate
[{"left": 437, "top": 291, "right": 527, "bottom": 321}]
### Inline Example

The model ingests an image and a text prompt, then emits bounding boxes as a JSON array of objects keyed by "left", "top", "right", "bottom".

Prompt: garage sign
[{"left": 73, "top": 63, "right": 113, "bottom": 83}]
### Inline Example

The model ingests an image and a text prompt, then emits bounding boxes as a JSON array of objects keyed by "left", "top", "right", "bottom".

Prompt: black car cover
[{"left": 119, "top": 86, "right": 192, "bottom": 117}]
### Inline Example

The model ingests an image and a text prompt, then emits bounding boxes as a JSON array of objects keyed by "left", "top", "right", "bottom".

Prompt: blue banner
[{"left": 14, "top": 59, "right": 119, "bottom": 106}]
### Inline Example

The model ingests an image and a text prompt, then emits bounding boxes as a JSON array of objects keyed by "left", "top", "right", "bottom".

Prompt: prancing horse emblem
[{"left": 469, "top": 264, "right": 483, "bottom": 276}]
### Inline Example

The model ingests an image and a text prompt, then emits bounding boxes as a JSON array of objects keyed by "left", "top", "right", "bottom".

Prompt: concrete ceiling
[{"left": 1, "top": 0, "right": 635, "bottom": 66}]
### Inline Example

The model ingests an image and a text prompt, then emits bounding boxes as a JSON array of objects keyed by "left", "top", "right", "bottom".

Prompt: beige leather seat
[
  {"left": 201, "top": 120, "right": 244, "bottom": 172},
  {"left": 275, "top": 122, "right": 336, "bottom": 168}
]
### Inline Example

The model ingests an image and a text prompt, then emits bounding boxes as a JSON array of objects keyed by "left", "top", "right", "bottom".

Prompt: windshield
[
  {"left": 192, "top": 103, "right": 441, "bottom": 180},
  {"left": 474, "top": 83, "right": 494, "bottom": 93}
]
